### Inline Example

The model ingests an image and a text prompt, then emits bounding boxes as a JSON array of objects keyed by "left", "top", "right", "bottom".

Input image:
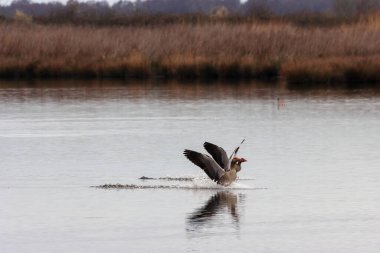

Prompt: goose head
[{"left": 230, "top": 157, "right": 247, "bottom": 172}]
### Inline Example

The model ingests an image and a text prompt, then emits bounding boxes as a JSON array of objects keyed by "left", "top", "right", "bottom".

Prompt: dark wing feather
[
  {"left": 203, "top": 142, "right": 230, "bottom": 171},
  {"left": 229, "top": 139, "right": 245, "bottom": 160},
  {"left": 184, "top": 149, "right": 225, "bottom": 181}
]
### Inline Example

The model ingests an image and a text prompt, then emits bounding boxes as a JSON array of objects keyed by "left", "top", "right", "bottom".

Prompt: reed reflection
[
  {"left": 1, "top": 80, "right": 378, "bottom": 103},
  {"left": 186, "top": 191, "right": 245, "bottom": 234},
  {"left": 0, "top": 80, "right": 279, "bottom": 102}
]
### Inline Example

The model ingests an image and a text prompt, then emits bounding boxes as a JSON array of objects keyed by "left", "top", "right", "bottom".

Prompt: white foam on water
[
  {"left": 138, "top": 175, "right": 256, "bottom": 182},
  {"left": 95, "top": 176, "right": 259, "bottom": 190},
  {"left": 228, "top": 182, "right": 255, "bottom": 189}
]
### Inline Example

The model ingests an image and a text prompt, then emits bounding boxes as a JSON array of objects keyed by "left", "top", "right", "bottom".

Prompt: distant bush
[
  {"left": 0, "top": 0, "right": 379, "bottom": 27},
  {"left": 13, "top": 10, "right": 33, "bottom": 23}
]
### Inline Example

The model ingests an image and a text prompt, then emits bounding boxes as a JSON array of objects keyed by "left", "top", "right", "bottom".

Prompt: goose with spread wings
[{"left": 184, "top": 140, "right": 247, "bottom": 186}]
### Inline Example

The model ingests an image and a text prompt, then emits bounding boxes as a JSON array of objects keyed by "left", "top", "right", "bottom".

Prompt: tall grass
[{"left": 1, "top": 17, "right": 380, "bottom": 85}]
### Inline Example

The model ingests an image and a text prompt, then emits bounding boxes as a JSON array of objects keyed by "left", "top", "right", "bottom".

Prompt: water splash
[
  {"left": 94, "top": 178, "right": 259, "bottom": 190},
  {"left": 93, "top": 175, "right": 262, "bottom": 190},
  {"left": 93, "top": 184, "right": 259, "bottom": 190},
  {"left": 237, "top": 178, "right": 256, "bottom": 181},
  {"left": 139, "top": 176, "right": 194, "bottom": 181},
  {"left": 138, "top": 176, "right": 255, "bottom": 182}
]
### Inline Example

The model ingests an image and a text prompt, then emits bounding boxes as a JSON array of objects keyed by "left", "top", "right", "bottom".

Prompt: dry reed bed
[{"left": 1, "top": 21, "right": 380, "bottom": 85}]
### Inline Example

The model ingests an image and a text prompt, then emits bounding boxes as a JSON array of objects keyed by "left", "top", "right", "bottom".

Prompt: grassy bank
[{"left": 1, "top": 17, "right": 380, "bottom": 86}]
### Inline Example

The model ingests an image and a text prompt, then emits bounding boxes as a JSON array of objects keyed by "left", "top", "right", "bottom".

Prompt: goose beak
[{"left": 240, "top": 158, "right": 247, "bottom": 163}]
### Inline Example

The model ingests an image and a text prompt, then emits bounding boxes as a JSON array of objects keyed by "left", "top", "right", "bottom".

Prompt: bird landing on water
[{"left": 184, "top": 140, "right": 247, "bottom": 186}]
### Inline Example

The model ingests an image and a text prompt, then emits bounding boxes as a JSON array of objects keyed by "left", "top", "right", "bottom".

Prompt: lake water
[{"left": 1, "top": 80, "right": 379, "bottom": 253}]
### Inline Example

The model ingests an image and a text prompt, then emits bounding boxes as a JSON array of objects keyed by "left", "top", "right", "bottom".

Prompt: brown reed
[{"left": 1, "top": 18, "right": 380, "bottom": 86}]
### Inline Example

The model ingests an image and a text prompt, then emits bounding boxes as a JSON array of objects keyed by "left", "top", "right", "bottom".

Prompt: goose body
[{"left": 184, "top": 141, "right": 247, "bottom": 186}]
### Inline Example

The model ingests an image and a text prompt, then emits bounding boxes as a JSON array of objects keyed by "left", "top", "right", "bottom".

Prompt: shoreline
[{"left": 2, "top": 59, "right": 379, "bottom": 88}]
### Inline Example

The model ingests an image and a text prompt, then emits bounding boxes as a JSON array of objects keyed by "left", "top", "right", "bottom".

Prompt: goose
[{"left": 183, "top": 140, "right": 247, "bottom": 186}]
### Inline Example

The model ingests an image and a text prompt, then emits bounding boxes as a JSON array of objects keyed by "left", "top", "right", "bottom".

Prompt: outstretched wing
[
  {"left": 203, "top": 142, "right": 230, "bottom": 171},
  {"left": 229, "top": 139, "right": 246, "bottom": 160},
  {"left": 184, "top": 149, "right": 225, "bottom": 182}
]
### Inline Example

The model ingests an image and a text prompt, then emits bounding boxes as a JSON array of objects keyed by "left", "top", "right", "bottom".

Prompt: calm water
[{"left": 1, "top": 81, "right": 379, "bottom": 253}]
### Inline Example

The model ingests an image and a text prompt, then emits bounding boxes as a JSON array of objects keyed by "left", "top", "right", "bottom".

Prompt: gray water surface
[{"left": 1, "top": 81, "right": 379, "bottom": 252}]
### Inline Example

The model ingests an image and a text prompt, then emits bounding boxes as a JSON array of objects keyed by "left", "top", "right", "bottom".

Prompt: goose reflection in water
[{"left": 186, "top": 191, "right": 245, "bottom": 235}]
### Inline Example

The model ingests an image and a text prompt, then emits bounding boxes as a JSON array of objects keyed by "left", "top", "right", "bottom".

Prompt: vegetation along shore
[{"left": 1, "top": 1, "right": 380, "bottom": 86}]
